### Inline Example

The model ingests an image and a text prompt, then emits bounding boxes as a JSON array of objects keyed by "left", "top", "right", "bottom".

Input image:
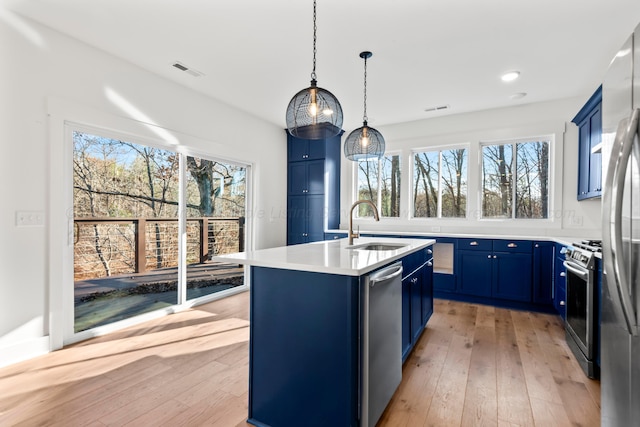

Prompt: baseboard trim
[{"left": 0, "top": 336, "right": 50, "bottom": 368}]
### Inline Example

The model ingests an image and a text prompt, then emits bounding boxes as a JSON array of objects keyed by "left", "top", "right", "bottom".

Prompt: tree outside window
[
  {"left": 356, "top": 154, "right": 401, "bottom": 217},
  {"left": 413, "top": 148, "right": 467, "bottom": 218},
  {"left": 481, "top": 140, "right": 549, "bottom": 219}
]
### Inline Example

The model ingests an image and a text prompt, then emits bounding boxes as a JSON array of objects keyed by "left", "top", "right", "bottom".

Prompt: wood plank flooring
[{"left": 0, "top": 293, "right": 600, "bottom": 426}]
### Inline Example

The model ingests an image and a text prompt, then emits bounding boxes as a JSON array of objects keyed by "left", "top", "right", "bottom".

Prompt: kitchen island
[{"left": 213, "top": 237, "right": 435, "bottom": 427}]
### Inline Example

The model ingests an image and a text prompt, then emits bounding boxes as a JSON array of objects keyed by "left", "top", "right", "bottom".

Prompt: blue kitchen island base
[{"left": 248, "top": 266, "right": 361, "bottom": 427}]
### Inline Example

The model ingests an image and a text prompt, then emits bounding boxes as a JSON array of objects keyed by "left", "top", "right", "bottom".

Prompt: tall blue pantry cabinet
[{"left": 287, "top": 131, "right": 342, "bottom": 245}]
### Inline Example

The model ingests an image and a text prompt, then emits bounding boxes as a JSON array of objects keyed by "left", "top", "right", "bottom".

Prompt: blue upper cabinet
[
  {"left": 287, "top": 131, "right": 342, "bottom": 245},
  {"left": 572, "top": 86, "right": 602, "bottom": 200}
]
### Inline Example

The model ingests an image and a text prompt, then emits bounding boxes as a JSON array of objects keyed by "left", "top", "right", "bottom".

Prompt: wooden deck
[{"left": 74, "top": 262, "right": 244, "bottom": 303}]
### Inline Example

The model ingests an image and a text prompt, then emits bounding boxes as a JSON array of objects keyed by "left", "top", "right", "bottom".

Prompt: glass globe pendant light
[
  {"left": 344, "top": 51, "right": 385, "bottom": 161},
  {"left": 285, "top": 0, "right": 343, "bottom": 140}
]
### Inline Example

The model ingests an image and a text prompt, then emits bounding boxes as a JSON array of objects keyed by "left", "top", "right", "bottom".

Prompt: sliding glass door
[{"left": 71, "top": 127, "right": 247, "bottom": 334}]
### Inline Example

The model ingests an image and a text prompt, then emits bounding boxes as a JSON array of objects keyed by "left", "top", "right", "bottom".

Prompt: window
[
  {"left": 356, "top": 154, "right": 401, "bottom": 217},
  {"left": 481, "top": 139, "right": 550, "bottom": 219},
  {"left": 413, "top": 148, "right": 467, "bottom": 218}
]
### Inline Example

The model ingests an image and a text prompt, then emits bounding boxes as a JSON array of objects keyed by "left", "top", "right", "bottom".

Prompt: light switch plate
[{"left": 16, "top": 211, "right": 45, "bottom": 227}]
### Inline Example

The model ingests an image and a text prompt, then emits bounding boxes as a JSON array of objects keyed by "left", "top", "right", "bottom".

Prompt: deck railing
[{"left": 73, "top": 217, "right": 245, "bottom": 280}]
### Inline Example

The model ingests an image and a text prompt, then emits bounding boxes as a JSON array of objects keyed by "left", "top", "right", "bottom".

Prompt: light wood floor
[{"left": 0, "top": 292, "right": 600, "bottom": 427}]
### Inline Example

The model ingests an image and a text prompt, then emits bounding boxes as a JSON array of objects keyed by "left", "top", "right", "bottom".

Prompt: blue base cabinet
[
  {"left": 533, "top": 241, "right": 555, "bottom": 305},
  {"left": 248, "top": 248, "right": 434, "bottom": 426},
  {"left": 249, "top": 266, "right": 360, "bottom": 427},
  {"left": 554, "top": 243, "right": 568, "bottom": 319}
]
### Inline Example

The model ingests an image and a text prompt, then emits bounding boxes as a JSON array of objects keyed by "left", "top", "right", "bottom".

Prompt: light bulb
[
  {"left": 322, "top": 108, "right": 333, "bottom": 115},
  {"left": 361, "top": 127, "right": 369, "bottom": 148},
  {"left": 309, "top": 88, "right": 318, "bottom": 117}
]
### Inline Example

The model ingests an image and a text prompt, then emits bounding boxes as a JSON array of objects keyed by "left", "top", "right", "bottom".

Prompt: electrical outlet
[{"left": 16, "top": 211, "right": 45, "bottom": 227}]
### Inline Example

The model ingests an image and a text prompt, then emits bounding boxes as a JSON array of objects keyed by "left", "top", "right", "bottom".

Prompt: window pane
[
  {"left": 380, "top": 155, "right": 401, "bottom": 217},
  {"left": 413, "top": 151, "right": 439, "bottom": 217},
  {"left": 357, "top": 160, "right": 379, "bottom": 217},
  {"left": 515, "top": 141, "right": 549, "bottom": 218},
  {"left": 185, "top": 157, "right": 246, "bottom": 301},
  {"left": 482, "top": 144, "right": 513, "bottom": 218},
  {"left": 441, "top": 149, "right": 467, "bottom": 218},
  {"left": 73, "top": 132, "right": 179, "bottom": 332}
]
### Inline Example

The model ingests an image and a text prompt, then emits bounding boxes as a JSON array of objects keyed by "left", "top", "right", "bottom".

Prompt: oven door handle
[
  {"left": 602, "top": 109, "right": 639, "bottom": 336},
  {"left": 562, "top": 261, "right": 589, "bottom": 279}
]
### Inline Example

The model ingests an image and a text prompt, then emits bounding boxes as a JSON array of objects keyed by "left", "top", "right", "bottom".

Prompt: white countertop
[{"left": 211, "top": 237, "right": 435, "bottom": 276}]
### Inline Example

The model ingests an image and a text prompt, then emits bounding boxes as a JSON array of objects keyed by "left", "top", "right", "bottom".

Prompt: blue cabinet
[
  {"left": 554, "top": 244, "right": 568, "bottom": 319},
  {"left": 400, "top": 247, "right": 434, "bottom": 362},
  {"left": 572, "top": 86, "right": 602, "bottom": 200},
  {"left": 458, "top": 249, "right": 493, "bottom": 297},
  {"left": 287, "top": 131, "right": 342, "bottom": 245},
  {"left": 458, "top": 239, "right": 533, "bottom": 303},
  {"left": 533, "top": 241, "right": 555, "bottom": 305}
]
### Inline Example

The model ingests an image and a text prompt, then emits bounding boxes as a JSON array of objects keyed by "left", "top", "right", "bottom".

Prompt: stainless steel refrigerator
[{"left": 601, "top": 22, "right": 640, "bottom": 426}]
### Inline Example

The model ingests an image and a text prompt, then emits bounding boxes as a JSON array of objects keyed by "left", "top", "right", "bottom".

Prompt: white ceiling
[{"left": 5, "top": 0, "right": 640, "bottom": 131}]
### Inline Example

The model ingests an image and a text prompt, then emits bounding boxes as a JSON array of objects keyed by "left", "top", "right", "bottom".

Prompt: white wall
[
  {"left": 339, "top": 97, "right": 603, "bottom": 240},
  {"left": 0, "top": 11, "right": 286, "bottom": 367}
]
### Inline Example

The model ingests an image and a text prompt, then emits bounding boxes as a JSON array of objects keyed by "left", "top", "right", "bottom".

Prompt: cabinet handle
[
  {"left": 560, "top": 301, "right": 565, "bottom": 306},
  {"left": 427, "top": 261, "right": 433, "bottom": 267},
  {"left": 507, "top": 243, "right": 517, "bottom": 248},
  {"left": 493, "top": 255, "right": 497, "bottom": 259},
  {"left": 427, "top": 249, "right": 433, "bottom": 254},
  {"left": 560, "top": 272, "right": 566, "bottom": 277},
  {"left": 411, "top": 277, "right": 418, "bottom": 284},
  {"left": 470, "top": 241, "right": 479, "bottom": 246},
  {"left": 333, "top": 236, "right": 340, "bottom": 239},
  {"left": 487, "top": 255, "right": 492, "bottom": 259},
  {"left": 535, "top": 244, "right": 539, "bottom": 248}
]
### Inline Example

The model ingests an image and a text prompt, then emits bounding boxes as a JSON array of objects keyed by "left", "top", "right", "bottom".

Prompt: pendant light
[
  {"left": 285, "top": 0, "right": 343, "bottom": 140},
  {"left": 344, "top": 51, "right": 385, "bottom": 161}
]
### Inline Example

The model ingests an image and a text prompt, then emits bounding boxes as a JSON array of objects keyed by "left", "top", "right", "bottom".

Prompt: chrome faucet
[{"left": 348, "top": 200, "right": 380, "bottom": 245}]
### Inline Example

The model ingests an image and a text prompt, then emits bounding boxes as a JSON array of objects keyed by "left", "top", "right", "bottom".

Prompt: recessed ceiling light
[
  {"left": 510, "top": 92, "right": 527, "bottom": 100},
  {"left": 501, "top": 71, "right": 520, "bottom": 82}
]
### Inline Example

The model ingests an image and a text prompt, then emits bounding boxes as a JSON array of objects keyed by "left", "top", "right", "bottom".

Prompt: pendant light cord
[
  {"left": 311, "top": 0, "right": 317, "bottom": 81},
  {"left": 363, "top": 55, "right": 368, "bottom": 123}
]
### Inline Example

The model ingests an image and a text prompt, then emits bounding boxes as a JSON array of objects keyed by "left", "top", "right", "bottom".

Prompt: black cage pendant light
[
  {"left": 344, "top": 51, "right": 385, "bottom": 161},
  {"left": 285, "top": 0, "right": 343, "bottom": 140}
]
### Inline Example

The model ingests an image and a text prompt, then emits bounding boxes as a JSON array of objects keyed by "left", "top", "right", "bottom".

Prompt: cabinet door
[
  {"left": 401, "top": 278, "right": 411, "bottom": 362},
  {"left": 288, "top": 162, "right": 308, "bottom": 195},
  {"left": 421, "top": 260, "right": 434, "bottom": 324},
  {"left": 577, "top": 117, "right": 592, "bottom": 198},
  {"left": 307, "top": 160, "right": 325, "bottom": 194},
  {"left": 288, "top": 160, "right": 325, "bottom": 195},
  {"left": 287, "top": 196, "right": 307, "bottom": 245},
  {"left": 288, "top": 138, "right": 326, "bottom": 161},
  {"left": 554, "top": 255, "right": 567, "bottom": 319},
  {"left": 306, "top": 194, "right": 325, "bottom": 242},
  {"left": 493, "top": 252, "right": 532, "bottom": 302},
  {"left": 409, "top": 270, "right": 422, "bottom": 344},
  {"left": 533, "top": 241, "right": 554, "bottom": 305},
  {"left": 458, "top": 250, "right": 492, "bottom": 297},
  {"left": 588, "top": 105, "right": 602, "bottom": 195}
]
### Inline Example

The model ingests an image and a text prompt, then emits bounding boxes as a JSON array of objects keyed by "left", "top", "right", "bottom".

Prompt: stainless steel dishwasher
[{"left": 361, "top": 261, "right": 403, "bottom": 427}]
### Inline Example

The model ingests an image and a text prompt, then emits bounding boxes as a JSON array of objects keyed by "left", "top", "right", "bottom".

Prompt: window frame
[
  {"left": 353, "top": 151, "right": 402, "bottom": 219},
  {"left": 479, "top": 136, "right": 553, "bottom": 221},
  {"left": 410, "top": 143, "right": 470, "bottom": 220}
]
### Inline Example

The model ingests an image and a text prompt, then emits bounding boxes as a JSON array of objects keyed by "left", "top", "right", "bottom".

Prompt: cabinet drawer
[
  {"left": 493, "top": 239, "right": 532, "bottom": 253},
  {"left": 458, "top": 238, "right": 492, "bottom": 251}
]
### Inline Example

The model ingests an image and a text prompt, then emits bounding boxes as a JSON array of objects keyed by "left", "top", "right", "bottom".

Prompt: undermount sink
[{"left": 347, "top": 242, "right": 407, "bottom": 251}]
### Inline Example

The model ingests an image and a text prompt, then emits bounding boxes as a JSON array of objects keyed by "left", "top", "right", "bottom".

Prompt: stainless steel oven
[{"left": 563, "top": 242, "right": 599, "bottom": 379}]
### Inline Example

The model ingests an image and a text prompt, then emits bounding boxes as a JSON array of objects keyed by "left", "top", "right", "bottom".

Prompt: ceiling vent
[
  {"left": 424, "top": 105, "right": 450, "bottom": 113},
  {"left": 172, "top": 61, "right": 204, "bottom": 77}
]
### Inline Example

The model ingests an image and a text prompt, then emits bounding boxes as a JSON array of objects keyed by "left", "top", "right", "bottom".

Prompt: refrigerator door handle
[{"left": 603, "top": 109, "right": 640, "bottom": 336}]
